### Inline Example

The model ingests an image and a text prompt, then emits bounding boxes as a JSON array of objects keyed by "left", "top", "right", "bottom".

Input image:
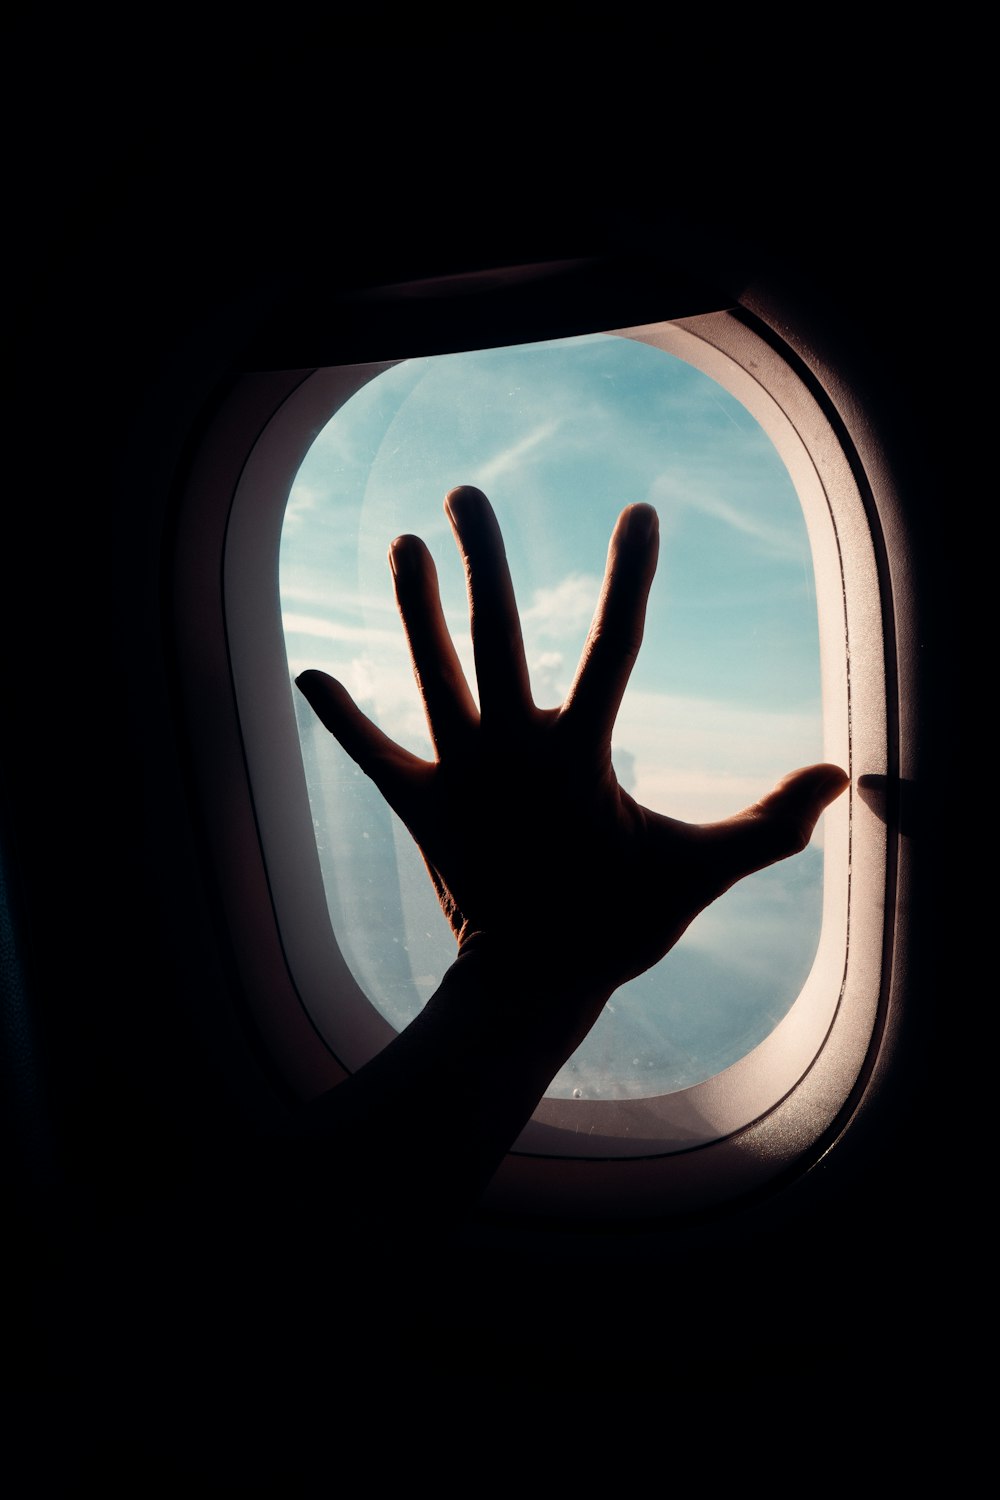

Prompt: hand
[{"left": 296, "top": 486, "right": 848, "bottom": 1011}]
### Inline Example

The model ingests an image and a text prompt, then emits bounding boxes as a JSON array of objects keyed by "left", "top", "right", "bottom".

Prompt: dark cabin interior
[{"left": 6, "top": 33, "right": 960, "bottom": 1477}]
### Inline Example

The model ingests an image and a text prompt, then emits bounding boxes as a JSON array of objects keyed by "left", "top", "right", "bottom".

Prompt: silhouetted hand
[{"left": 297, "top": 486, "right": 847, "bottom": 1015}]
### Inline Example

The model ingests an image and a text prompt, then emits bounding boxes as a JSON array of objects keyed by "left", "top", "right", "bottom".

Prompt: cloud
[
  {"left": 613, "top": 746, "right": 637, "bottom": 794},
  {"left": 283, "top": 481, "right": 322, "bottom": 531},
  {"left": 281, "top": 574, "right": 404, "bottom": 618},
  {"left": 281, "top": 613, "right": 402, "bottom": 648},
  {"left": 471, "top": 419, "right": 560, "bottom": 487},
  {"left": 528, "top": 650, "right": 569, "bottom": 706},
  {"left": 649, "top": 472, "right": 804, "bottom": 563},
  {"left": 612, "top": 689, "right": 825, "bottom": 825},
  {"left": 522, "top": 572, "right": 602, "bottom": 639}
]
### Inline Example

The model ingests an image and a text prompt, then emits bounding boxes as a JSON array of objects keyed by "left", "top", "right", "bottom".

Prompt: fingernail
[
  {"left": 295, "top": 672, "right": 319, "bottom": 705},
  {"left": 624, "top": 503, "right": 657, "bottom": 545},
  {"left": 389, "top": 536, "right": 419, "bottom": 578},
  {"left": 444, "top": 485, "right": 487, "bottom": 528}
]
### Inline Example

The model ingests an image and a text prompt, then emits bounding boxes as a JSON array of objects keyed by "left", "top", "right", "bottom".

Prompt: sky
[{"left": 279, "top": 332, "right": 826, "bottom": 1098}]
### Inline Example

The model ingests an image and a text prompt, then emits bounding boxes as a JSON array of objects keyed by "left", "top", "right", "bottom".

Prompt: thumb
[
  {"left": 295, "top": 670, "right": 425, "bottom": 809},
  {"left": 716, "top": 763, "right": 849, "bottom": 884}
]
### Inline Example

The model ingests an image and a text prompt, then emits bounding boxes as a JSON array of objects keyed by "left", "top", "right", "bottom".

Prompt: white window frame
[{"left": 173, "top": 304, "right": 901, "bottom": 1219}]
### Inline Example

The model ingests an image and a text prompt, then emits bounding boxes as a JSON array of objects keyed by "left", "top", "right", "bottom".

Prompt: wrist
[{"left": 436, "top": 930, "right": 613, "bottom": 1066}]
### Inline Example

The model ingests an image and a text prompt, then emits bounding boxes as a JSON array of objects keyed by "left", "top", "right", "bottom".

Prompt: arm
[{"left": 294, "top": 486, "right": 847, "bottom": 1215}]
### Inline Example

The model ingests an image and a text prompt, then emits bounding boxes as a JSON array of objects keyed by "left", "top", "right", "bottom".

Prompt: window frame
[{"left": 172, "top": 298, "right": 903, "bottom": 1220}]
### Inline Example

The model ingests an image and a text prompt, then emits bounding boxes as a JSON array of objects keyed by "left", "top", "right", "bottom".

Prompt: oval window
[{"left": 279, "top": 331, "right": 824, "bottom": 1100}]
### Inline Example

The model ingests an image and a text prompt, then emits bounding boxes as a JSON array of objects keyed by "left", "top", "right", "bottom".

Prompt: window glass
[{"left": 279, "top": 333, "right": 823, "bottom": 1097}]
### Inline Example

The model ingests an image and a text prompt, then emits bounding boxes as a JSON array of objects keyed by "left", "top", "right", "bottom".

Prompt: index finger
[{"left": 561, "top": 503, "right": 659, "bottom": 746}]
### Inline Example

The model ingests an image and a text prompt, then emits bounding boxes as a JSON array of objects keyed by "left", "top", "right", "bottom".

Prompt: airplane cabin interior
[{"left": 6, "top": 38, "right": 961, "bottom": 1476}]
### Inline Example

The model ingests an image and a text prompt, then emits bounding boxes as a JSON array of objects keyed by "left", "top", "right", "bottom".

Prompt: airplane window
[
  {"left": 205, "top": 301, "right": 887, "bottom": 1207},
  {"left": 279, "top": 333, "right": 825, "bottom": 1100}
]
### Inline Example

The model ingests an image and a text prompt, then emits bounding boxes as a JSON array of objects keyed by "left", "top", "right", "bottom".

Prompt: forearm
[{"left": 294, "top": 939, "right": 610, "bottom": 1219}]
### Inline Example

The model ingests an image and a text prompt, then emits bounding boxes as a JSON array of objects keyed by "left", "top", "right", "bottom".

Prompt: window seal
[{"left": 172, "top": 302, "right": 904, "bottom": 1221}]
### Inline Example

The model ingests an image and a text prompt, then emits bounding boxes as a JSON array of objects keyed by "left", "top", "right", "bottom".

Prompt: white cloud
[
  {"left": 283, "top": 481, "right": 322, "bottom": 531},
  {"left": 649, "top": 472, "right": 804, "bottom": 562},
  {"left": 522, "top": 572, "right": 602, "bottom": 640},
  {"left": 528, "top": 650, "right": 569, "bottom": 706},
  {"left": 281, "top": 613, "right": 402, "bottom": 648},
  {"left": 472, "top": 420, "right": 560, "bottom": 487},
  {"left": 613, "top": 689, "right": 824, "bottom": 825}
]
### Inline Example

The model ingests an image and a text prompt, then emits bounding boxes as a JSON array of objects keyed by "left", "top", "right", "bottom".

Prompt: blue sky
[{"left": 280, "top": 332, "right": 826, "bottom": 1097}]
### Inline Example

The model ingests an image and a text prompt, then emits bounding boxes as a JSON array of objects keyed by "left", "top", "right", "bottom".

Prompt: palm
[{"left": 297, "top": 487, "right": 847, "bottom": 999}]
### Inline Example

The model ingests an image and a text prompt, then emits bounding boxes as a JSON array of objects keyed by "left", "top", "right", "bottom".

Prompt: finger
[
  {"left": 561, "top": 503, "right": 659, "bottom": 746},
  {"left": 444, "top": 485, "right": 533, "bottom": 727},
  {"left": 295, "top": 670, "right": 427, "bottom": 811},
  {"left": 707, "top": 763, "right": 849, "bottom": 886},
  {"left": 389, "top": 534, "right": 479, "bottom": 757}
]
